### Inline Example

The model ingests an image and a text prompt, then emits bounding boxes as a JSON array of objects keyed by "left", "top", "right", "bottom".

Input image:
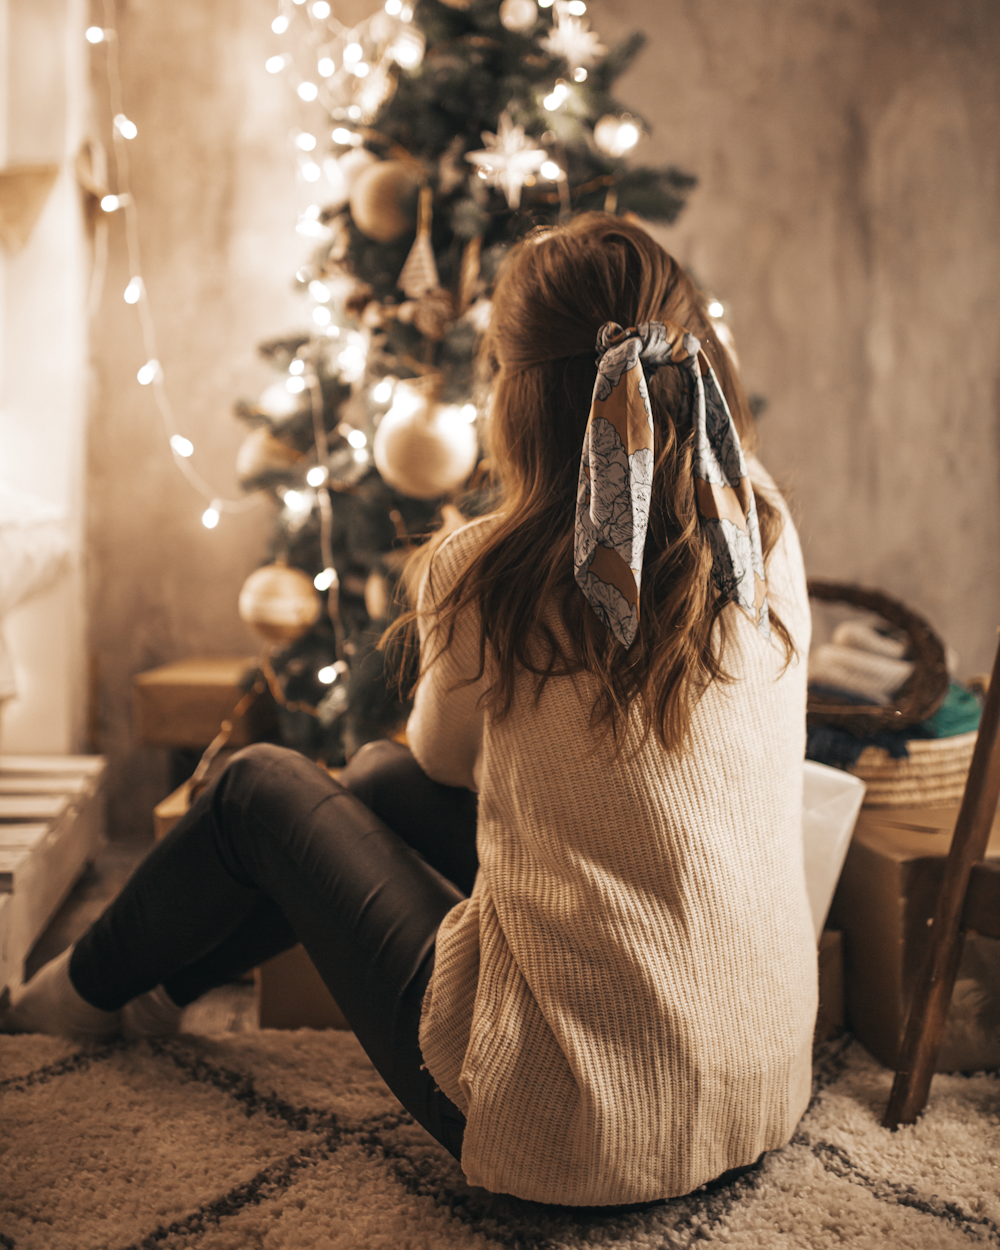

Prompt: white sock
[
  {"left": 120, "top": 984, "right": 184, "bottom": 1040},
  {"left": 0, "top": 947, "right": 120, "bottom": 1041}
]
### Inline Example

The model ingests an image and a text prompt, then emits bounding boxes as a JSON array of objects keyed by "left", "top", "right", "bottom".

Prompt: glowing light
[
  {"left": 385, "top": 0, "right": 402, "bottom": 12},
  {"left": 346, "top": 429, "right": 367, "bottom": 448},
  {"left": 540, "top": 159, "right": 561, "bottom": 180},
  {"left": 389, "top": 28, "right": 424, "bottom": 68},
  {"left": 538, "top": 0, "right": 553, "bottom": 7},
  {"left": 309, "top": 279, "right": 331, "bottom": 302},
  {"left": 331, "top": 127, "right": 355, "bottom": 145},
  {"left": 337, "top": 343, "right": 366, "bottom": 380},
  {"left": 347, "top": 105, "right": 362, "bottom": 120},
  {"left": 400, "top": 3, "right": 413, "bottom": 19},
  {"left": 543, "top": 81, "right": 569, "bottom": 111},
  {"left": 461, "top": 403, "right": 478, "bottom": 423},
  {"left": 301, "top": 161, "right": 321, "bottom": 181},
  {"left": 306, "top": 466, "right": 328, "bottom": 486},
  {"left": 353, "top": 447, "right": 369, "bottom": 464},
  {"left": 313, "top": 306, "right": 332, "bottom": 326},
  {"left": 314, "top": 567, "right": 337, "bottom": 590},
  {"left": 312, "top": 0, "right": 331, "bottom": 16},
  {"left": 137, "top": 359, "right": 160, "bottom": 385},
  {"left": 616, "top": 122, "right": 640, "bottom": 151},
  {"left": 343, "top": 42, "right": 362, "bottom": 63},
  {"left": 318, "top": 56, "right": 335, "bottom": 76},
  {"left": 282, "top": 489, "right": 311, "bottom": 515},
  {"left": 573, "top": 66, "right": 588, "bottom": 81},
  {"left": 708, "top": 300, "right": 725, "bottom": 319},
  {"left": 295, "top": 132, "right": 317, "bottom": 151},
  {"left": 567, "top": 0, "right": 587, "bottom": 12},
  {"left": 265, "top": 55, "right": 286, "bottom": 73},
  {"left": 100, "top": 193, "right": 129, "bottom": 211},
  {"left": 371, "top": 378, "right": 394, "bottom": 403},
  {"left": 352, "top": 62, "right": 370, "bottom": 77},
  {"left": 85, "top": 26, "right": 106, "bottom": 43},
  {"left": 317, "top": 664, "right": 338, "bottom": 684},
  {"left": 170, "top": 435, "right": 194, "bottom": 457},
  {"left": 289, "top": 358, "right": 305, "bottom": 375},
  {"left": 593, "top": 114, "right": 642, "bottom": 157},
  {"left": 271, "top": 15, "right": 289, "bottom": 33},
  {"left": 123, "top": 276, "right": 143, "bottom": 304},
  {"left": 201, "top": 505, "right": 220, "bottom": 529},
  {"left": 286, "top": 375, "right": 306, "bottom": 393},
  {"left": 114, "top": 113, "right": 138, "bottom": 139},
  {"left": 297, "top": 81, "right": 319, "bottom": 101}
]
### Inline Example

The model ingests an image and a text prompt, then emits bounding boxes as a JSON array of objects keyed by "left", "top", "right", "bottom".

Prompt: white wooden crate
[{"left": 0, "top": 756, "right": 106, "bottom": 995}]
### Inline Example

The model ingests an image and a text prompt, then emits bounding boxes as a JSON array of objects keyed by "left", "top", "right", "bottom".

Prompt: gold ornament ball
[
  {"left": 238, "top": 562, "right": 321, "bottom": 643},
  {"left": 373, "top": 386, "right": 479, "bottom": 500},
  {"left": 349, "top": 160, "right": 421, "bottom": 243},
  {"left": 499, "top": 0, "right": 537, "bottom": 32},
  {"left": 235, "top": 427, "right": 303, "bottom": 484}
]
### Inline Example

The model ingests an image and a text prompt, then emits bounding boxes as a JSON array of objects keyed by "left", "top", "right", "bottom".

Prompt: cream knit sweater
[{"left": 411, "top": 461, "right": 816, "bottom": 1207}]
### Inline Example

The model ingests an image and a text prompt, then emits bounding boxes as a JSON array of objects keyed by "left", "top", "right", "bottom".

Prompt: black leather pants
[{"left": 69, "top": 740, "right": 478, "bottom": 1160}]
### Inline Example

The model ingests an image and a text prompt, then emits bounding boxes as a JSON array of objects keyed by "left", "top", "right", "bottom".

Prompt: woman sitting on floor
[{"left": 3, "top": 213, "right": 815, "bottom": 1208}]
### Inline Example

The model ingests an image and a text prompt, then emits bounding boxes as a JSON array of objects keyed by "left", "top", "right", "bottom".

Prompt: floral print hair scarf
[{"left": 573, "top": 320, "right": 770, "bottom": 648}]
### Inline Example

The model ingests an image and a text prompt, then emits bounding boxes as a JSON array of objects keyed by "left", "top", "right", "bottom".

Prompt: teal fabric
[{"left": 920, "top": 680, "right": 982, "bottom": 738}]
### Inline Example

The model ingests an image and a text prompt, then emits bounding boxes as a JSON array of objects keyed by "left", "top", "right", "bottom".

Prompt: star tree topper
[{"left": 465, "top": 111, "right": 546, "bottom": 210}]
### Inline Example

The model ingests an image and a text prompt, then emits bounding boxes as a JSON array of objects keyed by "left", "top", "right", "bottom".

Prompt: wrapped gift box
[
  {"left": 133, "top": 656, "right": 278, "bottom": 749},
  {"left": 828, "top": 802, "right": 1000, "bottom": 1072}
]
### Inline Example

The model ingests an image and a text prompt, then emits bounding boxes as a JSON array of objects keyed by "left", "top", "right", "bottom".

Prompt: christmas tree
[{"left": 234, "top": 0, "right": 694, "bottom": 763}]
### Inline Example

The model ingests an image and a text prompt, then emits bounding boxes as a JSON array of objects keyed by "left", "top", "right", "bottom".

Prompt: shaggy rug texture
[{"left": 0, "top": 1030, "right": 997, "bottom": 1250}]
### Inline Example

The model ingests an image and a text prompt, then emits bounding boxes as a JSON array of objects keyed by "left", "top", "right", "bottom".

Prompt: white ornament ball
[
  {"left": 349, "top": 160, "right": 421, "bottom": 243},
  {"left": 236, "top": 427, "right": 303, "bottom": 483},
  {"left": 238, "top": 562, "right": 321, "bottom": 643},
  {"left": 499, "top": 0, "right": 537, "bottom": 32},
  {"left": 373, "top": 385, "right": 479, "bottom": 499}
]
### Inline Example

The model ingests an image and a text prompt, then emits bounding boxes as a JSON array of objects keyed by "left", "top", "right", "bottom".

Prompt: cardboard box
[
  {"left": 133, "top": 656, "right": 277, "bottom": 749},
  {"left": 827, "top": 803, "right": 1000, "bottom": 1072}
]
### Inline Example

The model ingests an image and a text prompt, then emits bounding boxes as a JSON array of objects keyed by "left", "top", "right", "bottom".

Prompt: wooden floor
[{"left": 24, "top": 837, "right": 259, "bottom": 1034}]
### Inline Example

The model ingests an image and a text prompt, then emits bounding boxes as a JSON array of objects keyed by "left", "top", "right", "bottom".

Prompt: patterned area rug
[{"left": 1, "top": 1030, "right": 997, "bottom": 1250}]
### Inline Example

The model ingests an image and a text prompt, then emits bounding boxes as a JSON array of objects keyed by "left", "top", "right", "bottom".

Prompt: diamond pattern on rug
[{"left": 1, "top": 1032, "right": 997, "bottom": 1250}]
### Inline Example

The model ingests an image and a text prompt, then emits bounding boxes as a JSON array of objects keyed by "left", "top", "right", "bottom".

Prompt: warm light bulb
[
  {"left": 538, "top": 0, "right": 553, "bottom": 7},
  {"left": 295, "top": 132, "right": 317, "bottom": 151},
  {"left": 371, "top": 378, "right": 394, "bottom": 403},
  {"left": 314, "top": 567, "right": 337, "bottom": 590},
  {"left": 616, "top": 122, "right": 640, "bottom": 152},
  {"left": 312, "top": 0, "right": 331, "bottom": 16},
  {"left": 113, "top": 113, "right": 138, "bottom": 139},
  {"left": 708, "top": 300, "right": 724, "bottom": 319},
  {"left": 100, "top": 193, "right": 129, "bottom": 211},
  {"left": 540, "top": 160, "right": 561, "bottom": 180},
  {"left": 331, "top": 127, "right": 355, "bottom": 145},
  {"left": 338, "top": 343, "right": 366, "bottom": 380},
  {"left": 282, "top": 489, "right": 309, "bottom": 513},
  {"left": 271, "top": 15, "right": 289, "bottom": 33},
  {"left": 313, "top": 306, "right": 332, "bottom": 326},
  {"left": 123, "top": 276, "right": 143, "bottom": 304},
  {"left": 85, "top": 26, "right": 106, "bottom": 43},
  {"left": 297, "top": 81, "right": 319, "bottom": 101},
  {"left": 265, "top": 54, "right": 286, "bottom": 73},
  {"left": 343, "top": 42, "right": 362, "bottom": 63},
  {"left": 543, "top": 81, "right": 569, "bottom": 111},
  {"left": 318, "top": 56, "right": 335, "bottom": 76},
  {"left": 399, "top": 3, "right": 413, "bottom": 19},
  {"left": 389, "top": 28, "right": 424, "bottom": 68},
  {"left": 346, "top": 429, "right": 367, "bottom": 448},
  {"left": 289, "top": 358, "right": 305, "bottom": 374},
  {"left": 384, "top": 0, "right": 402, "bottom": 12},
  {"left": 301, "top": 161, "right": 321, "bottom": 181},
  {"left": 461, "top": 403, "right": 478, "bottom": 423},
  {"left": 347, "top": 105, "right": 362, "bottom": 119},
  {"left": 353, "top": 447, "right": 369, "bottom": 464},
  {"left": 306, "top": 465, "right": 328, "bottom": 486},
  {"left": 317, "top": 664, "right": 337, "bottom": 684},
  {"left": 567, "top": 0, "right": 586, "bottom": 12},
  {"left": 352, "top": 62, "right": 370, "bottom": 77},
  {"left": 137, "top": 359, "right": 160, "bottom": 385},
  {"left": 286, "top": 375, "right": 306, "bottom": 393},
  {"left": 170, "top": 434, "right": 194, "bottom": 457},
  {"left": 573, "top": 66, "right": 588, "bottom": 82},
  {"left": 309, "top": 280, "right": 330, "bottom": 302},
  {"left": 201, "top": 504, "right": 220, "bottom": 529}
]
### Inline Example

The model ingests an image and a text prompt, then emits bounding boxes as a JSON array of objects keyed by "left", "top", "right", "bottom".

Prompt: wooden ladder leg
[{"left": 883, "top": 630, "right": 1000, "bottom": 1129}]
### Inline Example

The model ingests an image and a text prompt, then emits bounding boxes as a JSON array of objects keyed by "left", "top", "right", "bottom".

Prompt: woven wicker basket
[{"left": 848, "top": 731, "right": 977, "bottom": 808}]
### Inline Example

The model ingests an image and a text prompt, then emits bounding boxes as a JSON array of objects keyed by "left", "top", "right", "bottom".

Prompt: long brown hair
[{"left": 390, "top": 213, "right": 792, "bottom": 752}]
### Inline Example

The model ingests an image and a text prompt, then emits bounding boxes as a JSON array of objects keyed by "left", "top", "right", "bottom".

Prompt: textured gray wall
[
  {"left": 88, "top": 0, "right": 1000, "bottom": 836},
  {"left": 595, "top": 0, "right": 1000, "bottom": 676}
]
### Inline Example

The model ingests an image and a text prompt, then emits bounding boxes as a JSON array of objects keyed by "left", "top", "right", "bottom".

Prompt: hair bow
[{"left": 573, "top": 320, "right": 770, "bottom": 648}]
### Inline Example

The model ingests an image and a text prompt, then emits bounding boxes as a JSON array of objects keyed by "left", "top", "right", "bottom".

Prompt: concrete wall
[
  {"left": 595, "top": 0, "right": 1000, "bottom": 678},
  {"left": 85, "top": 0, "right": 1000, "bottom": 835}
]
